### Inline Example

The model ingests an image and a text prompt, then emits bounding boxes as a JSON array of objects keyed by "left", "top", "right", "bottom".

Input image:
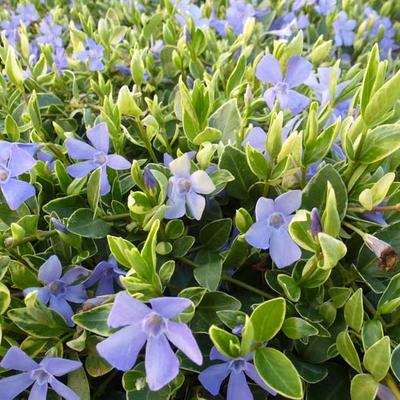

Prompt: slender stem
[
  {"left": 221, "top": 274, "right": 274, "bottom": 299},
  {"left": 342, "top": 221, "right": 366, "bottom": 238},
  {"left": 298, "top": 260, "right": 318, "bottom": 285},
  {"left": 101, "top": 213, "right": 131, "bottom": 222},
  {"left": 3, "top": 230, "right": 57, "bottom": 248},
  {"left": 135, "top": 118, "right": 158, "bottom": 162},
  {"left": 385, "top": 374, "right": 400, "bottom": 400},
  {"left": 348, "top": 204, "right": 400, "bottom": 213}
]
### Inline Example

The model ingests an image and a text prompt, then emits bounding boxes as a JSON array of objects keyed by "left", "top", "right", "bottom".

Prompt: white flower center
[
  {"left": 93, "top": 151, "right": 107, "bottom": 166},
  {"left": 0, "top": 165, "right": 10, "bottom": 183},
  {"left": 229, "top": 358, "right": 247, "bottom": 373},
  {"left": 142, "top": 312, "right": 166, "bottom": 337},
  {"left": 30, "top": 367, "right": 52, "bottom": 385},
  {"left": 49, "top": 280, "right": 67, "bottom": 296},
  {"left": 177, "top": 178, "right": 192, "bottom": 194},
  {"left": 269, "top": 212, "right": 286, "bottom": 229}
]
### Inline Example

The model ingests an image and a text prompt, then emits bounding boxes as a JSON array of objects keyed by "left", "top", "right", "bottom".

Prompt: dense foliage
[{"left": 0, "top": 0, "right": 400, "bottom": 399}]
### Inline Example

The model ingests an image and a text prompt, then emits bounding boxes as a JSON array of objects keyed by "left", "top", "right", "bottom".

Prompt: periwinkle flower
[
  {"left": 85, "top": 257, "right": 126, "bottom": 296},
  {"left": 199, "top": 347, "right": 276, "bottom": 400},
  {"left": 24, "top": 255, "right": 88, "bottom": 326},
  {"left": 97, "top": 292, "right": 203, "bottom": 391},
  {"left": 226, "top": 0, "right": 256, "bottom": 35},
  {"left": 53, "top": 47, "right": 69, "bottom": 73},
  {"left": 0, "top": 143, "right": 36, "bottom": 210},
  {"left": 65, "top": 123, "right": 131, "bottom": 195},
  {"left": 256, "top": 55, "right": 312, "bottom": 114},
  {"left": 363, "top": 234, "right": 398, "bottom": 272},
  {"left": 333, "top": 12, "right": 356, "bottom": 47},
  {"left": 293, "top": 0, "right": 335, "bottom": 16},
  {"left": 165, "top": 153, "right": 216, "bottom": 220},
  {"left": 37, "top": 15, "right": 64, "bottom": 49},
  {"left": 245, "top": 191, "right": 302, "bottom": 268},
  {"left": 175, "top": 0, "right": 210, "bottom": 28},
  {"left": 0, "top": 346, "right": 81, "bottom": 400},
  {"left": 76, "top": 38, "right": 104, "bottom": 71},
  {"left": 16, "top": 3, "right": 38, "bottom": 26}
]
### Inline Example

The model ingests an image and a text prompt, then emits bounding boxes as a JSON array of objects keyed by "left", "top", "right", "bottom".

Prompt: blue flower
[
  {"left": 199, "top": 347, "right": 276, "bottom": 400},
  {"left": 76, "top": 38, "right": 104, "bottom": 71},
  {"left": 226, "top": 0, "right": 256, "bottom": 34},
  {"left": 0, "top": 346, "right": 81, "bottom": 400},
  {"left": 333, "top": 12, "right": 356, "bottom": 47},
  {"left": 256, "top": 54, "right": 312, "bottom": 114},
  {"left": 0, "top": 143, "right": 36, "bottom": 210},
  {"left": 165, "top": 153, "right": 216, "bottom": 220},
  {"left": 24, "top": 255, "right": 88, "bottom": 326},
  {"left": 65, "top": 123, "right": 131, "bottom": 195},
  {"left": 175, "top": 0, "right": 210, "bottom": 28},
  {"left": 245, "top": 191, "right": 302, "bottom": 268},
  {"left": 84, "top": 257, "right": 126, "bottom": 296},
  {"left": 97, "top": 292, "right": 202, "bottom": 390},
  {"left": 36, "top": 15, "right": 64, "bottom": 49}
]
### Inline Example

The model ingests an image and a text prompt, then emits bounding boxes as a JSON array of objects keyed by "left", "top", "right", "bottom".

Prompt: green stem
[
  {"left": 101, "top": 213, "right": 131, "bottom": 222},
  {"left": 348, "top": 204, "right": 400, "bottom": 213},
  {"left": 298, "top": 258, "right": 318, "bottom": 285},
  {"left": 342, "top": 221, "right": 366, "bottom": 238},
  {"left": 221, "top": 274, "right": 274, "bottom": 299},
  {"left": 385, "top": 374, "right": 400, "bottom": 400},
  {"left": 4, "top": 230, "right": 57, "bottom": 248},
  {"left": 135, "top": 118, "right": 158, "bottom": 162}
]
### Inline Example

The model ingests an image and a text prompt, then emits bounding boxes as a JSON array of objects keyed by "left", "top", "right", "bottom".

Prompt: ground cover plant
[{"left": 0, "top": 0, "right": 400, "bottom": 399}]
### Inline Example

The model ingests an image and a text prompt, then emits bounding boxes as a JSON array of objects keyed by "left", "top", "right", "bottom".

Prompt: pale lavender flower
[
  {"left": 76, "top": 38, "right": 104, "bottom": 71},
  {"left": 269, "top": 12, "right": 308, "bottom": 38},
  {"left": 0, "top": 143, "right": 36, "bottom": 210},
  {"left": 36, "top": 15, "right": 64, "bottom": 49},
  {"left": 53, "top": 47, "right": 69, "bottom": 73},
  {"left": 175, "top": 0, "right": 210, "bottom": 28},
  {"left": 97, "top": 292, "right": 202, "bottom": 391},
  {"left": 65, "top": 123, "right": 131, "bottom": 195},
  {"left": 293, "top": 0, "right": 335, "bottom": 16},
  {"left": 363, "top": 234, "right": 398, "bottom": 272},
  {"left": 165, "top": 153, "right": 215, "bottom": 220},
  {"left": 226, "top": 0, "right": 256, "bottom": 34},
  {"left": 24, "top": 255, "right": 88, "bottom": 326},
  {"left": 16, "top": 3, "right": 38, "bottom": 26},
  {"left": 256, "top": 55, "right": 311, "bottom": 114},
  {"left": 333, "top": 12, "right": 356, "bottom": 47},
  {"left": 199, "top": 347, "right": 276, "bottom": 400},
  {"left": 84, "top": 257, "right": 125, "bottom": 296},
  {"left": 0, "top": 346, "right": 81, "bottom": 400},
  {"left": 245, "top": 191, "right": 302, "bottom": 268}
]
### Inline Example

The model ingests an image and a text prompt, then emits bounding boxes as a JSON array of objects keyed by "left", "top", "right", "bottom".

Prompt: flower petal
[
  {"left": 97, "top": 324, "right": 146, "bottom": 371},
  {"left": 199, "top": 363, "right": 230, "bottom": 396},
  {"left": 1, "top": 178, "right": 36, "bottom": 210},
  {"left": 263, "top": 88, "right": 277, "bottom": 110},
  {"left": 0, "top": 347, "right": 38, "bottom": 371},
  {"left": 145, "top": 334, "right": 179, "bottom": 391},
  {"left": 285, "top": 90, "right": 310, "bottom": 114},
  {"left": 149, "top": 297, "right": 192, "bottom": 318},
  {"left": 96, "top": 276, "right": 115, "bottom": 295},
  {"left": 255, "top": 197, "right": 275, "bottom": 221},
  {"left": 245, "top": 222, "right": 271, "bottom": 250},
  {"left": 284, "top": 56, "right": 312, "bottom": 88},
  {"left": 40, "top": 358, "right": 81, "bottom": 376},
  {"left": 0, "top": 373, "right": 34, "bottom": 400},
  {"left": 186, "top": 191, "right": 205, "bottom": 220},
  {"left": 227, "top": 371, "right": 253, "bottom": 400},
  {"left": 169, "top": 154, "right": 191, "bottom": 177},
  {"left": 210, "top": 347, "right": 230, "bottom": 361},
  {"left": 165, "top": 196, "right": 186, "bottom": 219},
  {"left": 106, "top": 155, "right": 131, "bottom": 170},
  {"left": 62, "top": 267, "right": 89, "bottom": 285},
  {"left": 100, "top": 166, "right": 111, "bottom": 195},
  {"left": 38, "top": 255, "right": 62, "bottom": 283},
  {"left": 274, "top": 190, "right": 302, "bottom": 215},
  {"left": 107, "top": 292, "right": 151, "bottom": 328},
  {"left": 28, "top": 381, "right": 48, "bottom": 400},
  {"left": 242, "top": 127, "right": 266, "bottom": 152},
  {"left": 270, "top": 229, "right": 302, "bottom": 268},
  {"left": 49, "top": 296, "right": 74, "bottom": 326},
  {"left": 245, "top": 363, "right": 277, "bottom": 395},
  {"left": 65, "top": 138, "right": 96, "bottom": 160},
  {"left": 86, "top": 123, "right": 109, "bottom": 153},
  {"left": 166, "top": 321, "right": 202, "bottom": 365},
  {"left": 64, "top": 284, "right": 87, "bottom": 303},
  {"left": 66, "top": 161, "right": 97, "bottom": 178},
  {"left": 190, "top": 170, "right": 215, "bottom": 194},
  {"left": 256, "top": 54, "right": 282, "bottom": 84},
  {"left": 8, "top": 145, "right": 36, "bottom": 177},
  {"left": 50, "top": 377, "right": 80, "bottom": 400}
]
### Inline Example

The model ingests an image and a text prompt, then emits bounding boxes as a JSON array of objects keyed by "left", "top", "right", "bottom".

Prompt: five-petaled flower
[
  {"left": 0, "top": 143, "right": 36, "bottom": 210},
  {"left": 65, "top": 123, "right": 131, "bottom": 195},
  {"left": 333, "top": 11, "right": 356, "bottom": 47},
  {"left": 245, "top": 191, "right": 302, "bottom": 268},
  {"left": 76, "top": 38, "right": 105, "bottom": 71},
  {"left": 0, "top": 346, "right": 81, "bottom": 400},
  {"left": 199, "top": 347, "right": 276, "bottom": 400},
  {"left": 165, "top": 153, "right": 215, "bottom": 220},
  {"left": 24, "top": 255, "right": 88, "bottom": 326},
  {"left": 85, "top": 257, "right": 126, "bottom": 296},
  {"left": 97, "top": 291, "right": 203, "bottom": 391},
  {"left": 256, "top": 54, "right": 312, "bottom": 114}
]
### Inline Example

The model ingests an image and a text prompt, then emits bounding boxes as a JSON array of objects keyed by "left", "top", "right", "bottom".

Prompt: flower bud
[
  {"left": 310, "top": 208, "right": 322, "bottom": 237},
  {"left": 143, "top": 167, "right": 157, "bottom": 195},
  {"left": 364, "top": 234, "right": 398, "bottom": 272},
  {"left": 117, "top": 85, "right": 142, "bottom": 118}
]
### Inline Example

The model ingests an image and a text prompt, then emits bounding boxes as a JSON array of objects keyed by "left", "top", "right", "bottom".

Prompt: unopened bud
[
  {"left": 143, "top": 167, "right": 157, "bottom": 194},
  {"left": 117, "top": 85, "right": 142, "bottom": 118},
  {"left": 310, "top": 208, "right": 322, "bottom": 237},
  {"left": 364, "top": 234, "right": 398, "bottom": 272},
  {"left": 51, "top": 217, "right": 68, "bottom": 233}
]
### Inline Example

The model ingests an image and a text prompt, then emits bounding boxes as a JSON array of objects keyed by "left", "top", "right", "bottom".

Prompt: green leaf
[
  {"left": 350, "top": 374, "right": 378, "bottom": 400},
  {"left": 9, "top": 260, "right": 40, "bottom": 289},
  {"left": 360, "top": 44, "right": 380, "bottom": 117},
  {"left": 193, "top": 127, "right": 222, "bottom": 145},
  {"left": 282, "top": 317, "right": 319, "bottom": 340},
  {"left": 68, "top": 353, "right": 90, "bottom": 400},
  {"left": 43, "top": 195, "right": 84, "bottom": 218},
  {"left": 344, "top": 288, "right": 364, "bottom": 332},
  {"left": 67, "top": 209, "right": 110, "bottom": 239},
  {"left": 302, "top": 164, "right": 347, "bottom": 219},
  {"left": 249, "top": 298, "right": 286, "bottom": 342},
  {"left": 245, "top": 144, "right": 269, "bottom": 179},
  {"left": 289, "top": 210, "right": 317, "bottom": 252},
  {"left": 87, "top": 167, "right": 102, "bottom": 213},
  {"left": 286, "top": 353, "right": 328, "bottom": 384},
  {"left": 391, "top": 344, "right": 400, "bottom": 382},
  {"left": 318, "top": 233, "right": 347, "bottom": 270},
  {"left": 193, "top": 251, "right": 222, "bottom": 291},
  {"left": 141, "top": 219, "right": 160, "bottom": 273},
  {"left": 255, "top": 348, "right": 303, "bottom": 400},
  {"left": 209, "top": 325, "right": 240, "bottom": 358},
  {"left": 363, "top": 336, "right": 391, "bottom": 381},
  {"left": 378, "top": 273, "right": 400, "bottom": 314},
  {"left": 219, "top": 145, "right": 257, "bottom": 199},
  {"left": 362, "top": 320, "right": 383, "bottom": 351},
  {"left": 199, "top": 218, "right": 232, "bottom": 250},
  {"left": 209, "top": 99, "right": 241, "bottom": 143},
  {"left": 72, "top": 304, "right": 115, "bottom": 337},
  {"left": 322, "top": 182, "right": 341, "bottom": 237},
  {"left": 336, "top": 330, "right": 363, "bottom": 373},
  {"left": 173, "top": 235, "right": 195, "bottom": 257},
  {"left": 358, "top": 124, "right": 400, "bottom": 164},
  {"left": 0, "top": 282, "right": 10, "bottom": 315},
  {"left": 329, "top": 287, "right": 352, "bottom": 308},
  {"left": 226, "top": 54, "right": 246, "bottom": 96},
  {"left": 277, "top": 274, "right": 301, "bottom": 302}
]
